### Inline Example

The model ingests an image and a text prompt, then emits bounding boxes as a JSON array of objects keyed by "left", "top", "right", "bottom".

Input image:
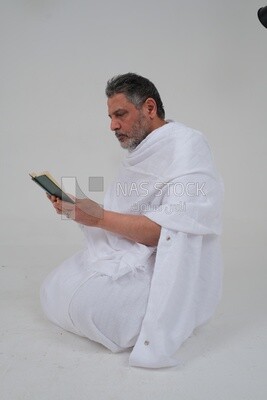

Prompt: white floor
[{"left": 1, "top": 223, "right": 266, "bottom": 400}]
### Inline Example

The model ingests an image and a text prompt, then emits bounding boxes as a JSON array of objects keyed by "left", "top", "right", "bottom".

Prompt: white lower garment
[{"left": 40, "top": 250, "right": 154, "bottom": 352}]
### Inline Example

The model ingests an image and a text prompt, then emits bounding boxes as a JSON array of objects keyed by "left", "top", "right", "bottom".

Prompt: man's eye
[{"left": 116, "top": 111, "right": 127, "bottom": 117}]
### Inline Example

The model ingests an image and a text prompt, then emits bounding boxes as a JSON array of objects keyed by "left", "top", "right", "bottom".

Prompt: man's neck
[{"left": 151, "top": 118, "right": 168, "bottom": 132}]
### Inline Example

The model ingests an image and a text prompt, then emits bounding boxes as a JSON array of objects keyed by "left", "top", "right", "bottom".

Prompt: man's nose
[{"left": 110, "top": 118, "right": 121, "bottom": 131}]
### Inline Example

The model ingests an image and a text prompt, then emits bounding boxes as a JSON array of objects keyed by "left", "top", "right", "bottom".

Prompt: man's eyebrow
[{"left": 108, "top": 108, "right": 127, "bottom": 118}]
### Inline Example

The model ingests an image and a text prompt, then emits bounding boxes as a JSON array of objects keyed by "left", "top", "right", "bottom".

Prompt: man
[{"left": 41, "top": 73, "right": 224, "bottom": 368}]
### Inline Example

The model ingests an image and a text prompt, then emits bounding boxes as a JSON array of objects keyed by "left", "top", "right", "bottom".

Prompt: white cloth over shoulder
[{"left": 103, "top": 121, "right": 224, "bottom": 368}]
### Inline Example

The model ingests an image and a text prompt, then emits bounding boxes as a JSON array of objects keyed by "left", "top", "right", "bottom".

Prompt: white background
[
  {"left": 1, "top": 0, "right": 266, "bottom": 247},
  {"left": 0, "top": 2, "right": 267, "bottom": 399}
]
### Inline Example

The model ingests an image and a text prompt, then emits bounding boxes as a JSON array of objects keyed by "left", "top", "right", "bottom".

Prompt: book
[{"left": 29, "top": 171, "right": 75, "bottom": 203}]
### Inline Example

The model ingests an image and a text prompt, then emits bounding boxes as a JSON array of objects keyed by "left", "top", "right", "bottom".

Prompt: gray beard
[
  {"left": 126, "top": 131, "right": 150, "bottom": 151},
  {"left": 117, "top": 112, "right": 151, "bottom": 151}
]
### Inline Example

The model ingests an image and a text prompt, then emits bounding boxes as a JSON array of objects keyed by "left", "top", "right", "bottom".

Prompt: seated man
[{"left": 40, "top": 73, "right": 224, "bottom": 368}]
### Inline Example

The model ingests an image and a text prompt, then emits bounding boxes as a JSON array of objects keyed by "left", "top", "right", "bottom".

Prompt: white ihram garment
[{"left": 40, "top": 121, "right": 224, "bottom": 368}]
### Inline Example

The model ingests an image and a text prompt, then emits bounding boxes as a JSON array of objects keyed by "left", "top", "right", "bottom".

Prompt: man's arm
[
  {"left": 48, "top": 195, "right": 161, "bottom": 247},
  {"left": 98, "top": 210, "right": 161, "bottom": 247}
]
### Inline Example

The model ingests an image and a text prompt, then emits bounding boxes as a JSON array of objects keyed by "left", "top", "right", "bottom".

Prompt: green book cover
[{"left": 30, "top": 171, "right": 75, "bottom": 204}]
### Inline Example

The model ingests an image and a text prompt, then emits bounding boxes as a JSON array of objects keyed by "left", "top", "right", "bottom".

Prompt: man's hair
[{"left": 105, "top": 73, "right": 165, "bottom": 119}]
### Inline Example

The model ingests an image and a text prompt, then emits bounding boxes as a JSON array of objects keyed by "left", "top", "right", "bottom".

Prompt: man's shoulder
[{"left": 157, "top": 120, "right": 206, "bottom": 147}]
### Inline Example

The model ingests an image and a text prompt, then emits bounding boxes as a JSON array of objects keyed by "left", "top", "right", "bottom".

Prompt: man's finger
[
  {"left": 53, "top": 202, "right": 62, "bottom": 210},
  {"left": 47, "top": 194, "right": 58, "bottom": 203}
]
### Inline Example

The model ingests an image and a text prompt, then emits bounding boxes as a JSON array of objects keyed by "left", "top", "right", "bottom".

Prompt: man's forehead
[{"left": 107, "top": 93, "right": 134, "bottom": 113}]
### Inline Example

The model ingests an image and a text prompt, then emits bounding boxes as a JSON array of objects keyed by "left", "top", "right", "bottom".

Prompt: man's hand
[{"left": 46, "top": 194, "right": 103, "bottom": 226}]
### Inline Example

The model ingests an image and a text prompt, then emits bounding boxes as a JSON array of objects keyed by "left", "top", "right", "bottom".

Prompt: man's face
[{"left": 107, "top": 93, "right": 152, "bottom": 150}]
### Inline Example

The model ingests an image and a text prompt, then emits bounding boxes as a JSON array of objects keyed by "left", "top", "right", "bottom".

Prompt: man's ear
[{"left": 144, "top": 98, "right": 157, "bottom": 118}]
